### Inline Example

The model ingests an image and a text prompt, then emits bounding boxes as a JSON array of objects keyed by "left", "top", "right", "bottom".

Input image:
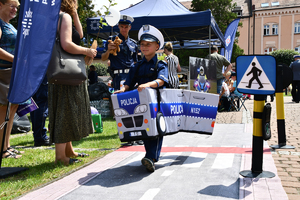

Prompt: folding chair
[
  {"left": 230, "top": 95, "right": 247, "bottom": 111},
  {"left": 227, "top": 96, "right": 238, "bottom": 111}
]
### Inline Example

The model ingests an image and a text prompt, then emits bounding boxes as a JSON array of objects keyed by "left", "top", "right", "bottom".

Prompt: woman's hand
[
  {"left": 72, "top": 0, "right": 78, "bottom": 16},
  {"left": 85, "top": 48, "right": 97, "bottom": 58}
]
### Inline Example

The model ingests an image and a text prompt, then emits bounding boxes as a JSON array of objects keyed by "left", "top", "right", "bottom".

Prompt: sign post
[{"left": 237, "top": 55, "right": 276, "bottom": 178}]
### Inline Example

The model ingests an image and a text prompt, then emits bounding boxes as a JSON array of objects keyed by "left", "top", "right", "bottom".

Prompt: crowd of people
[
  {"left": 0, "top": 0, "right": 21, "bottom": 159},
  {"left": 0, "top": 0, "right": 97, "bottom": 164},
  {"left": 0, "top": 0, "right": 179, "bottom": 172},
  {"left": 1, "top": 0, "right": 299, "bottom": 175}
]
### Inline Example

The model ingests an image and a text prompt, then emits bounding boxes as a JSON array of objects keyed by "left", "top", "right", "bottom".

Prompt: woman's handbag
[
  {"left": 0, "top": 67, "right": 12, "bottom": 105},
  {"left": 47, "top": 13, "right": 87, "bottom": 86}
]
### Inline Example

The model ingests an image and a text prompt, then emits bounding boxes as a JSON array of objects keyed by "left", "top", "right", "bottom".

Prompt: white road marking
[
  {"left": 139, "top": 188, "right": 160, "bottom": 200},
  {"left": 182, "top": 152, "right": 207, "bottom": 168},
  {"left": 159, "top": 152, "right": 182, "bottom": 166},
  {"left": 161, "top": 170, "right": 174, "bottom": 176},
  {"left": 211, "top": 153, "right": 234, "bottom": 169}
]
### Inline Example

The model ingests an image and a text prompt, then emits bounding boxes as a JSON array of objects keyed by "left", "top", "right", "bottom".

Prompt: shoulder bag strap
[
  {"left": 56, "top": 13, "right": 64, "bottom": 40},
  {"left": 153, "top": 60, "right": 161, "bottom": 112}
]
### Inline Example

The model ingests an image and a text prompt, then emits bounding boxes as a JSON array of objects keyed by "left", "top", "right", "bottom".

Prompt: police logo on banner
[
  {"left": 225, "top": 35, "right": 231, "bottom": 47},
  {"left": 22, "top": 8, "right": 33, "bottom": 38}
]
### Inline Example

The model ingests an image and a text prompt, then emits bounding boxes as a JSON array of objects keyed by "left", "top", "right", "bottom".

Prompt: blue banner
[
  {"left": 221, "top": 18, "right": 240, "bottom": 63},
  {"left": 8, "top": 0, "right": 61, "bottom": 104}
]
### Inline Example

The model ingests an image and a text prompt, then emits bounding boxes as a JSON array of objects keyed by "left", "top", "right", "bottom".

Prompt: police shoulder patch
[
  {"left": 159, "top": 60, "right": 167, "bottom": 65},
  {"left": 129, "top": 38, "right": 137, "bottom": 44}
]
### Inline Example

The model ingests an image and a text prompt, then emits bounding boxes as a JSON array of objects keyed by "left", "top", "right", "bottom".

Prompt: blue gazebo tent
[{"left": 86, "top": 0, "right": 225, "bottom": 48}]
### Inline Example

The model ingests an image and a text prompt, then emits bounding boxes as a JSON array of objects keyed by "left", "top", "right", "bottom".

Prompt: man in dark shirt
[
  {"left": 88, "top": 65, "right": 98, "bottom": 85},
  {"left": 290, "top": 55, "right": 300, "bottom": 103},
  {"left": 101, "top": 15, "right": 138, "bottom": 91}
]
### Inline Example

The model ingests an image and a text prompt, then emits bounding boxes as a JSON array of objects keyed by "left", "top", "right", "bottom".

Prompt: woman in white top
[
  {"left": 218, "top": 71, "right": 232, "bottom": 111},
  {"left": 164, "top": 42, "right": 181, "bottom": 88}
]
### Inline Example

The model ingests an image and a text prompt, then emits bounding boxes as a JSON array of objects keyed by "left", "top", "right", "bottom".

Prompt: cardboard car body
[{"left": 111, "top": 88, "right": 219, "bottom": 142}]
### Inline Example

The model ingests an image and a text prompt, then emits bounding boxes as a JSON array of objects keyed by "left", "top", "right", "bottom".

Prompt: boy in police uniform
[
  {"left": 114, "top": 25, "right": 168, "bottom": 172},
  {"left": 101, "top": 15, "right": 138, "bottom": 91}
]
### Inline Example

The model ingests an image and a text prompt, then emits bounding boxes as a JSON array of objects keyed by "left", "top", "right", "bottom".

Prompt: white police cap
[
  {"left": 138, "top": 25, "right": 164, "bottom": 49},
  {"left": 119, "top": 15, "right": 134, "bottom": 25},
  {"left": 294, "top": 55, "right": 300, "bottom": 59}
]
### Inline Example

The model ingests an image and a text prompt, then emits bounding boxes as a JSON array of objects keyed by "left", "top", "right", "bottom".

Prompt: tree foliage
[
  {"left": 191, "top": 0, "right": 238, "bottom": 34},
  {"left": 270, "top": 49, "right": 299, "bottom": 66},
  {"left": 231, "top": 43, "right": 244, "bottom": 63},
  {"left": 78, "top": 0, "right": 117, "bottom": 46},
  {"left": 190, "top": 0, "right": 244, "bottom": 62},
  {"left": 10, "top": 0, "right": 116, "bottom": 47},
  {"left": 77, "top": 0, "right": 98, "bottom": 40}
]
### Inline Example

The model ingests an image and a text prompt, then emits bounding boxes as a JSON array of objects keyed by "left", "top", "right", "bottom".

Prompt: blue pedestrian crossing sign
[{"left": 236, "top": 55, "right": 276, "bottom": 95}]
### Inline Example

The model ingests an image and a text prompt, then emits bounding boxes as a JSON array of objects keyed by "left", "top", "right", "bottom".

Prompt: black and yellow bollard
[
  {"left": 240, "top": 95, "right": 275, "bottom": 178},
  {"left": 270, "top": 64, "right": 294, "bottom": 149},
  {"left": 270, "top": 92, "right": 294, "bottom": 149}
]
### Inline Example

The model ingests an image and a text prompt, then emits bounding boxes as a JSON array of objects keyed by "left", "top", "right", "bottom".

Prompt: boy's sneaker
[{"left": 141, "top": 157, "right": 155, "bottom": 172}]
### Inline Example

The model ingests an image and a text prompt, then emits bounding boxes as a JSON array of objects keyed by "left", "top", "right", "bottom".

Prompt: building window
[
  {"left": 295, "top": 46, "right": 300, "bottom": 53},
  {"left": 272, "top": 24, "right": 278, "bottom": 35},
  {"left": 261, "top": 3, "right": 269, "bottom": 8},
  {"left": 295, "top": 23, "right": 300, "bottom": 33},
  {"left": 264, "top": 47, "right": 276, "bottom": 54},
  {"left": 232, "top": 6, "right": 243, "bottom": 17},
  {"left": 264, "top": 25, "right": 270, "bottom": 35},
  {"left": 271, "top": 2, "right": 280, "bottom": 6}
]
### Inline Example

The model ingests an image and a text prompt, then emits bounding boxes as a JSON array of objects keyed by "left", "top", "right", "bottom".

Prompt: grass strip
[{"left": 0, "top": 117, "right": 120, "bottom": 200}]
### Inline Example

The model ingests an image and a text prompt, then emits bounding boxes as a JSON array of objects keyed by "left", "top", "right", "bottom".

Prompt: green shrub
[
  {"left": 270, "top": 49, "right": 299, "bottom": 66},
  {"left": 87, "top": 62, "right": 109, "bottom": 76}
]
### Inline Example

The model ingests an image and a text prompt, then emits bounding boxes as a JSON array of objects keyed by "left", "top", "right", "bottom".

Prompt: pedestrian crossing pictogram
[{"left": 236, "top": 55, "right": 276, "bottom": 95}]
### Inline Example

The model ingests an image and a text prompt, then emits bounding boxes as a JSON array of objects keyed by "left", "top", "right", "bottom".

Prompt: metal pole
[
  {"left": 209, "top": 25, "right": 211, "bottom": 60},
  {"left": 253, "top": 7, "right": 255, "bottom": 55},
  {"left": 240, "top": 95, "right": 275, "bottom": 178},
  {"left": 248, "top": 17, "right": 250, "bottom": 55},
  {"left": 251, "top": 95, "right": 265, "bottom": 173}
]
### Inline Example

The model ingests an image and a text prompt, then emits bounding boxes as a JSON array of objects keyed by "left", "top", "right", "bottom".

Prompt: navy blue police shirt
[
  {"left": 124, "top": 55, "right": 168, "bottom": 88},
  {"left": 104, "top": 34, "right": 138, "bottom": 70}
]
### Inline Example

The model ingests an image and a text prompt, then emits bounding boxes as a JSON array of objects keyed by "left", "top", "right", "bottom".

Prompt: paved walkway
[
  {"left": 16, "top": 95, "right": 299, "bottom": 200},
  {"left": 217, "top": 95, "right": 300, "bottom": 200}
]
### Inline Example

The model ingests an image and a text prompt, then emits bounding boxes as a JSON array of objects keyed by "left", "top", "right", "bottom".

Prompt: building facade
[
  {"left": 234, "top": 0, "right": 300, "bottom": 55},
  {"left": 181, "top": 0, "right": 300, "bottom": 56}
]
